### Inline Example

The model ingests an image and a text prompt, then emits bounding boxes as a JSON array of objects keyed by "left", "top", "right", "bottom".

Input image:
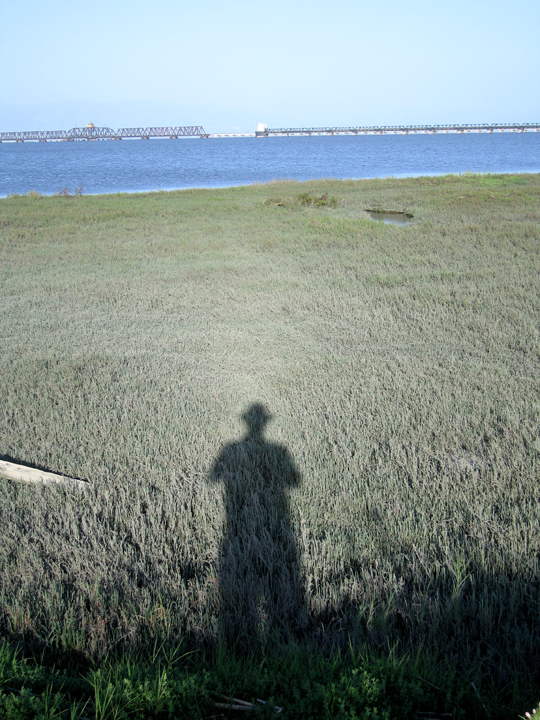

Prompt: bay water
[{"left": 1, "top": 131, "right": 539, "bottom": 197}]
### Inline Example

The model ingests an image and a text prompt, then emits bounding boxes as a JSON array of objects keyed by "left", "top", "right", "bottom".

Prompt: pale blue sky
[{"left": 1, "top": 0, "right": 539, "bottom": 133}]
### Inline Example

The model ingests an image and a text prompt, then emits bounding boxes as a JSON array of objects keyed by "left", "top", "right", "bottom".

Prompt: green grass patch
[{"left": 0, "top": 638, "right": 498, "bottom": 719}]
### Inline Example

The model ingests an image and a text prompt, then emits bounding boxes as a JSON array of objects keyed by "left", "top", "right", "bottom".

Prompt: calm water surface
[{"left": 1, "top": 132, "right": 539, "bottom": 197}]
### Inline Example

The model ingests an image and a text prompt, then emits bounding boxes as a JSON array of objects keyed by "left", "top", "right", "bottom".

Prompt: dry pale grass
[{"left": 0, "top": 174, "right": 539, "bottom": 703}]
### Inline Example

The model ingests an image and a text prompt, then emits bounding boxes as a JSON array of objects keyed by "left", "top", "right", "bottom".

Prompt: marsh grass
[
  {"left": 0, "top": 174, "right": 539, "bottom": 717},
  {"left": 263, "top": 191, "right": 340, "bottom": 208},
  {"left": 6, "top": 190, "right": 44, "bottom": 199}
]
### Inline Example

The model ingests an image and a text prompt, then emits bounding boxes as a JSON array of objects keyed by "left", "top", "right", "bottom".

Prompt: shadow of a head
[{"left": 242, "top": 403, "right": 272, "bottom": 440}]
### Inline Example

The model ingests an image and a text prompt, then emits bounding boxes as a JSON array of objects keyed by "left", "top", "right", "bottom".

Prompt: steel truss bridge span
[
  {"left": 0, "top": 125, "right": 208, "bottom": 142},
  {"left": 260, "top": 123, "right": 540, "bottom": 137}
]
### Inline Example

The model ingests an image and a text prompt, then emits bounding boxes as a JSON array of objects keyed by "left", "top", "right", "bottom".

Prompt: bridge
[
  {"left": 0, "top": 125, "right": 208, "bottom": 142},
  {"left": 1, "top": 122, "right": 539, "bottom": 143},
  {"left": 256, "top": 123, "right": 540, "bottom": 136}
]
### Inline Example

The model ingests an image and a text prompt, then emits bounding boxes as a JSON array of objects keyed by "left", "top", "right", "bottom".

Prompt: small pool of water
[{"left": 367, "top": 210, "right": 413, "bottom": 226}]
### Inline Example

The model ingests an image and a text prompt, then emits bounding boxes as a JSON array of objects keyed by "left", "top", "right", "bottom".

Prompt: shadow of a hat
[{"left": 242, "top": 403, "right": 272, "bottom": 432}]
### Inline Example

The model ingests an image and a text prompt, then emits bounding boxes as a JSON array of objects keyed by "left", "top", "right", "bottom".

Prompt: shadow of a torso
[{"left": 210, "top": 418, "right": 303, "bottom": 646}]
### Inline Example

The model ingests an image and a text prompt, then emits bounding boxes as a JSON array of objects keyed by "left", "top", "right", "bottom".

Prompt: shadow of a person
[{"left": 210, "top": 403, "right": 304, "bottom": 647}]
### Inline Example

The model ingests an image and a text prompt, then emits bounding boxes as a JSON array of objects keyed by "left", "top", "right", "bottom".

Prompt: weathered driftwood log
[{"left": 0, "top": 460, "right": 88, "bottom": 489}]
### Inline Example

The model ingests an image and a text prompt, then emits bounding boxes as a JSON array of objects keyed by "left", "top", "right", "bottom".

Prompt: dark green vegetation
[
  {"left": 0, "top": 638, "right": 486, "bottom": 719},
  {"left": 0, "top": 174, "right": 539, "bottom": 718}
]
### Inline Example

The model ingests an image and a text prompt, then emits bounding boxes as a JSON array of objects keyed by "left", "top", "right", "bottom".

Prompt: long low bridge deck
[
  {"left": 260, "top": 123, "right": 540, "bottom": 136},
  {"left": 0, "top": 123, "right": 539, "bottom": 142}
]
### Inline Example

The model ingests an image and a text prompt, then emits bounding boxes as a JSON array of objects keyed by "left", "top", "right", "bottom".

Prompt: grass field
[{"left": 0, "top": 174, "right": 539, "bottom": 718}]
